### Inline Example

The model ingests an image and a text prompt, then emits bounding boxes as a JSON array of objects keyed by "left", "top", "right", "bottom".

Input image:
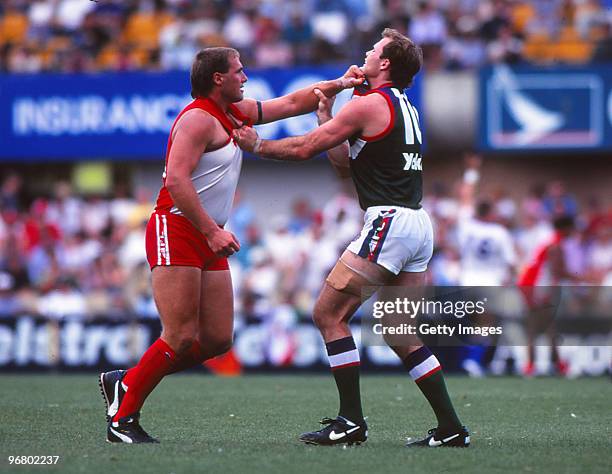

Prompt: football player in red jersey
[{"left": 99, "top": 46, "right": 365, "bottom": 443}]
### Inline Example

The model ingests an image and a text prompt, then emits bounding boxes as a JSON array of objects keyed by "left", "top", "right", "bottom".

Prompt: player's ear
[
  {"left": 380, "top": 58, "right": 390, "bottom": 72},
  {"left": 213, "top": 71, "right": 224, "bottom": 86}
]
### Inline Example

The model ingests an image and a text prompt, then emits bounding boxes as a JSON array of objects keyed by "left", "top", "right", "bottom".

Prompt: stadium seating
[
  {"left": 0, "top": 0, "right": 606, "bottom": 73},
  {"left": 122, "top": 12, "right": 174, "bottom": 49},
  {"left": 0, "top": 10, "right": 28, "bottom": 44}
]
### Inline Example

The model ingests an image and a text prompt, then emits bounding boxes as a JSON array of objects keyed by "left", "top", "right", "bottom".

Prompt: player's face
[
  {"left": 220, "top": 54, "right": 248, "bottom": 102},
  {"left": 362, "top": 37, "right": 391, "bottom": 80}
]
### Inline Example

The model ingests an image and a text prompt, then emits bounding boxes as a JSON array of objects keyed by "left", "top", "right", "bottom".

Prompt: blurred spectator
[
  {"left": 0, "top": 171, "right": 607, "bottom": 321},
  {"left": 486, "top": 24, "right": 524, "bottom": 63},
  {"left": 479, "top": 0, "right": 512, "bottom": 42},
  {"left": 82, "top": 195, "right": 110, "bottom": 236},
  {"left": 37, "top": 276, "right": 87, "bottom": 319},
  {"left": 409, "top": 1, "right": 448, "bottom": 69},
  {"left": 515, "top": 211, "right": 554, "bottom": 267},
  {"left": 444, "top": 20, "right": 486, "bottom": 69},
  {"left": 26, "top": 227, "right": 62, "bottom": 289},
  {"left": 56, "top": 0, "right": 96, "bottom": 34},
  {"left": 283, "top": 11, "right": 313, "bottom": 64},
  {"left": 527, "top": 0, "right": 563, "bottom": 38},
  {"left": 521, "top": 185, "right": 548, "bottom": 220},
  {"left": 109, "top": 184, "right": 137, "bottom": 227},
  {"left": 287, "top": 198, "right": 313, "bottom": 234},
  {"left": 7, "top": 43, "right": 42, "bottom": 72},
  {"left": 117, "top": 220, "right": 147, "bottom": 271},
  {"left": 222, "top": 3, "right": 257, "bottom": 61},
  {"left": 585, "top": 215, "right": 612, "bottom": 282},
  {"left": 321, "top": 186, "right": 363, "bottom": 246},
  {"left": 0, "top": 271, "right": 22, "bottom": 316},
  {"left": 46, "top": 181, "right": 83, "bottom": 237},
  {"left": 159, "top": 11, "right": 199, "bottom": 70},
  {"left": 254, "top": 16, "right": 293, "bottom": 68},
  {"left": 311, "top": 0, "right": 350, "bottom": 47},
  {"left": 591, "top": 20, "right": 612, "bottom": 62},
  {"left": 228, "top": 189, "right": 255, "bottom": 244},
  {"left": 0, "top": 0, "right": 606, "bottom": 72},
  {"left": 0, "top": 173, "right": 24, "bottom": 213},
  {"left": 22, "top": 199, "right": 62, "bottom": 254},
  {"left": 542, "top": 181, "right": 579, "bottom": 218},
  {"left": 574, "top": 0, "right": 602, "bottom": 38}
]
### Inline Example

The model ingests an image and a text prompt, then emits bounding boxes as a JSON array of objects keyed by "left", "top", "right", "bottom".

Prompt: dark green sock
[
  {"left": 326, "top": 336, "right": 363, "bottom": 422},
  {"left": 415, "top": 370, "right": 462, "bottom": 431},
  {"left": 331, "top": 365, "right": 363, "bottom": 422},
  {"left": 403, "top": 346, "right": 462, "bottom": 431}
]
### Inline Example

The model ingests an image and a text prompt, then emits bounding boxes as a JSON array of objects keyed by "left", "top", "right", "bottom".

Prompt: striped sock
[
  {"left": 403, "top": 346, "right": 462, "bottom": 431},
  {"left": 326, "top": 336, "right": 363, "bottom": 422}
]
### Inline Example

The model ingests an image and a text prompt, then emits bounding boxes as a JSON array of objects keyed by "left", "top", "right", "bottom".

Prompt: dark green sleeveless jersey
[{"left": 348, "top": 83, "right": 423, "bottom": 210}]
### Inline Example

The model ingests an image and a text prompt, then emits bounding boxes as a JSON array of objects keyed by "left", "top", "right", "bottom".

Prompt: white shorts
[{"left": 347, "top": 206, "right": 434, "bottom": 274}]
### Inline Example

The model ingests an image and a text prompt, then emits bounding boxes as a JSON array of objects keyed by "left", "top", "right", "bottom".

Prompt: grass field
[{"left": 0, "top": 374, "right": 610, "bottom": 474}]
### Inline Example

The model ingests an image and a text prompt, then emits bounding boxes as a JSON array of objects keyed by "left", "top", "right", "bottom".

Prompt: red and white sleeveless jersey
[
  {"left": 155, "top": 97, "right": 251, "bottom": 226},
  {"left": 517, "top": 232, "right": 563, "bottom": 286}
]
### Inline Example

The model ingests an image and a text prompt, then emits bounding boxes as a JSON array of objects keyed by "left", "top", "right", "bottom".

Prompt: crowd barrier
[{"left": 0, "top": 315, "right": 608, "bottom": 376}]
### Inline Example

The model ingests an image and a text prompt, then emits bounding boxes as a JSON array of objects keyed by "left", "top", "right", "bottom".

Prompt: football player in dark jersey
[{"left": 234, "top": 29, "right": 468, "bottom": 448}]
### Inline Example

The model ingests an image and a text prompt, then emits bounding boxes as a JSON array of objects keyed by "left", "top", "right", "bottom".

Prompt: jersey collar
[
  {"left": 368, "top": 82, "right": 394, "bottom": 91},
  {"left": 193, "top": 97, "right": 253, "bottom": 134}
]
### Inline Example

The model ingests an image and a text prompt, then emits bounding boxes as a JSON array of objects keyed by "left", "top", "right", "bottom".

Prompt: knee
[
  {"left": 312, "top": 303, "right": 333, "bottom": 331},
  {"left": 162, "top": 330, "right": 197, "bottom": 357},
  {"left": 201, "top": 334, "right": 233, "bottom": 359}
]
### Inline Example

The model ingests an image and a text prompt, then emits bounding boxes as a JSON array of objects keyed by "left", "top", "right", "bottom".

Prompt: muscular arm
[
  {"left": 237, "top": 98, "right": 363, "bottom": 161},
  {"left": 233, "top": 94, "right": 388, "bottom": 162},
  {"left": 314, "top": 89, "right": 351, "bottom": 178},
  {"left": 235, "top": 66, "right": 364, "bottom": 124},
  {"left": 165, "top": 110, "right": 239, "bottom": 254}
]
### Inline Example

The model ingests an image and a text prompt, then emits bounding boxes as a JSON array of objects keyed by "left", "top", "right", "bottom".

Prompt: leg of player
[
  {"left": 389, "top": 271, "right": 469, "bottom": 448},
  {"left": 164, "top": 269, "right": 234, "bottom": 373},
  {"left": 299, "top": 250, "right": 388, "bottom": 446},
  {"left": 197, "top": 269, "right": 234, "bottom": 360},
  {"left": 106, "top": 266, "right": 201, "bottom": 444}
]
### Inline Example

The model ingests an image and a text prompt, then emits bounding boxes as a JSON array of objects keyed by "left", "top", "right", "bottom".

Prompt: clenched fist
[
  {"left": 232, "top": 126, "right": 260, "bottom": 153},
  {"left": 207, "top": 228, "right": 240, "bottom": 257}
]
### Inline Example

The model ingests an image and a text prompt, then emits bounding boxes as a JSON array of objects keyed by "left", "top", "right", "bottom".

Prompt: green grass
[{"left": 0, "top": 375, "right": 610, "bottom": 474}]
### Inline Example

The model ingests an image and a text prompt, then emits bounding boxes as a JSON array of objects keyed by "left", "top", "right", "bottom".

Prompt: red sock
[
  {"left": 114, "top": 338, "right": 176, "bottom": 421},
  {"left": 167, "top": 341, "right": 204, "bottom": 375}
]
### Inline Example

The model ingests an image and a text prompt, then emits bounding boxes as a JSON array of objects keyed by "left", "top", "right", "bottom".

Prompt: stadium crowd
[
  {"left": 1, "top": 0, "right": 611, "bottom": 74},
  {"left": 0, "top": 169, "right": 610, "bottom": 322}
]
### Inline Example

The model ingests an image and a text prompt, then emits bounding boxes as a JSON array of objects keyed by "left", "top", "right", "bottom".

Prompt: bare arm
[
  {"left": 233, "top": 97, "right": 366, "bottom": 161},
  {"left": 233, "top": 93, "right": 392, "bottom": 163},
  {"left": 234, "top": 65, "right": 365, "bottom": 124},
  {"left": 314, "top": 88, "right": 351, "bottom": 178},
  {"left": 459, "top": 153, "right": 482, "bottom": 208},
  {"left": 165, "top": 110, "right": 240, "bottom": 256}
]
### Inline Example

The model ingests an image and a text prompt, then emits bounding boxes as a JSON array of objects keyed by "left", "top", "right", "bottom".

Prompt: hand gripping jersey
[
  {"left": 154, "top": 97, "right": 252, "bottom": 226},
  {"left": 349, "top": 83, "right": 424, "bottom": 211}
]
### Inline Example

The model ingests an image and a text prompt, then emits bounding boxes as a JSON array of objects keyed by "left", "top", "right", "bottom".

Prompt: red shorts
[{"left": 145, "top": 211, "right": 229, "bottom": 271}]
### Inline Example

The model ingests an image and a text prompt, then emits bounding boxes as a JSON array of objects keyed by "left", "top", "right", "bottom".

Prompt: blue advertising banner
[
  {"left": 0, "top": 67, "right": 421, "bottom": 161},
  {"left": 479, "top": 64, "right": 612, "bottom": 151}
]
